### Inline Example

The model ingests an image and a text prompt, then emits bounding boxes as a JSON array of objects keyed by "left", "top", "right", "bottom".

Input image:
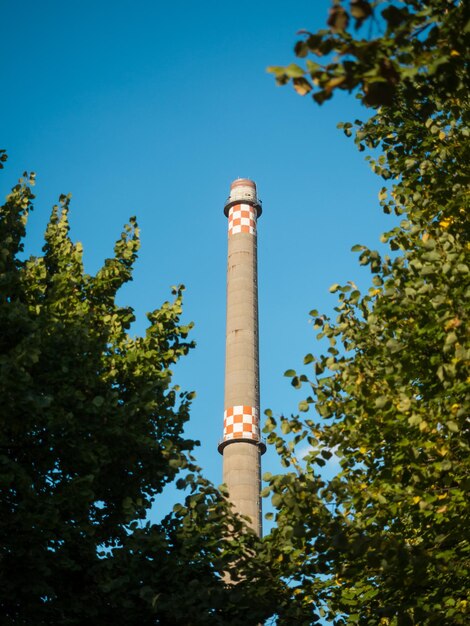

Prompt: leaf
[
  {"left": 293, "top": 77, "right": 313, "bottom": 96},
  {"left": 294, "top": 40, "right": 308, "bottom": 58},
  {"left": 327, "top": 6, "right": 349, "bottom": 33},
  {"left": 264, "top": 416, "right": 277, "bottom": 433},
  {"left": 267, "top": 65, "right": 287, "bottom": 76},
  {"left": 272, "top": 493, "right": 282, "bottom": 507},
  {"left": 281, "top": 420, "right": 291, "bottom": 434},
  {"left": 350, "top": 0, "right": 372, "bottom": 24},
  {"left": 284, "top": 63, "right": 305, "bottom": 78},
  {"left": 382, "top": 5, "right": 407, "bottom": 28},
  {"left": 325, "top": 76, "right": 346, "bottom": 93},
  {"left": 375, "top": 396, "right": 390, "bottom": 409}
]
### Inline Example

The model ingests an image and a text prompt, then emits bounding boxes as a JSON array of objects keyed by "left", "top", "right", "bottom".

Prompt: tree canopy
[
  {"left": 263, "top": 1, "right": 469, "bottom": 624},
  {"left": 0, "top": 159, "right": 286, "bottom": 625}
]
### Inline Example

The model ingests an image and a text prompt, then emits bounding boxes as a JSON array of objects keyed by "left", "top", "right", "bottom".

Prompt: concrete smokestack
[{"left": 218, "top": 178, "right": 266, "bottom": 537}]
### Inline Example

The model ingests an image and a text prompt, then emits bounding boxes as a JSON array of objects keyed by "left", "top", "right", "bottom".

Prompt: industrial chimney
[{"left": 218, "top": 178, "right": 266, "bottom": 537}]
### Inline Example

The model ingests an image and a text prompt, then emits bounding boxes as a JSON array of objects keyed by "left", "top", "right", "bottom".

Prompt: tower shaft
[{"left": 218, "top": 179, "right": 265, "bottom": 537}]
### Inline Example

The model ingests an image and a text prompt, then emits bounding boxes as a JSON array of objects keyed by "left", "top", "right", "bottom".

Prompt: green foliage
[
  {"left": 268, "top": 0, "right": 468, "bottom": 108},
  {"left": 264, "top": 2, "right": 469, "bottom": 624},
  {"left": 0, "top": 161, "right": 285, "bottom": 624},
  {"left": 93, "top": 476, "right": 288, "bottom": 625}
]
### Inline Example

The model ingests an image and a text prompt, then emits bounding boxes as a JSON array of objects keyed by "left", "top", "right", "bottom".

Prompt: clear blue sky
[{"left": 1, "top": 1, "right": 393, "bottom": 518}]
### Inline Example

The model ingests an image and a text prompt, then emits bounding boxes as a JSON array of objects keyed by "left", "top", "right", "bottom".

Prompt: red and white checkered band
[
  {"left": 223, "top": 405, "right": 259, "bottom": 442},
  {"left": 228, "top": 204, "right": 256, "bottom": 237}
]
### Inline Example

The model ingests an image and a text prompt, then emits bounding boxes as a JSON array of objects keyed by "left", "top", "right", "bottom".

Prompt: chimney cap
[
  {"left": 224, "top": 178, "right": 262, "bottom": 217},
  {"left": 230, "top": 178, "right": 256, "bottom": 190}
]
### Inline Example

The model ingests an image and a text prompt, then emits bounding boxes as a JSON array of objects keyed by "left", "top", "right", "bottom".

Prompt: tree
[
  {"left": 263, "top": 2, "right": 469, "bottom": 624},
  {"left": 0, "top": 158, "right": 285, "bottom": 624}
]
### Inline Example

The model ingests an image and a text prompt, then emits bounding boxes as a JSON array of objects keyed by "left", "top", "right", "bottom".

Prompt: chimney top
[
  {"left": 230, "top": 178, "right": 256, "bottom": 190},
  {"left": 224, "top": 178, "right": 262, "bottom": 217}
]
